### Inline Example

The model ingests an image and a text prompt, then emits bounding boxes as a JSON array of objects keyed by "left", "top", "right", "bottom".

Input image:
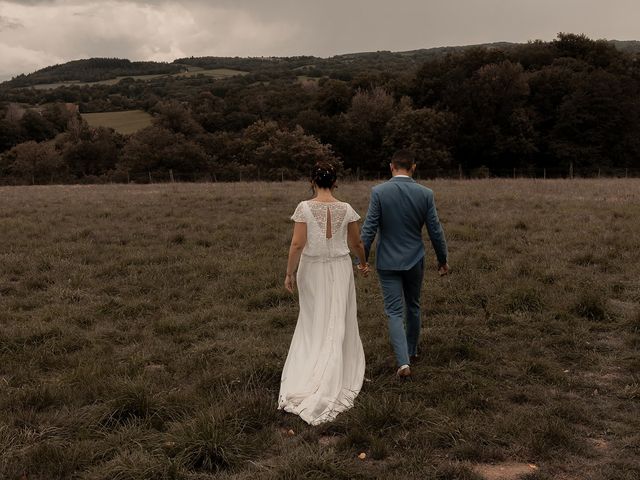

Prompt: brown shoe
[{"left": 396, "top": 365, "right": 411, "bottom": 378}]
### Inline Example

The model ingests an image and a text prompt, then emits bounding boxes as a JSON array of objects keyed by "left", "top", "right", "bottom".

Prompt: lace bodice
[{"left": 291, "top": 200, "right": 360, "bottom": 258}]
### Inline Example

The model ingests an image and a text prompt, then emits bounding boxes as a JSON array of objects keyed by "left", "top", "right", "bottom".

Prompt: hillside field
[
  {"left": 81, "top": 110, "right": 154, "bottom": 135},
  {"left": 0, "top": 180, "right": 639, "bottom": 479},
  {"left": 30, "top": 68, "right": 247, "bottom": 90},
  {"left": 173, "top": 67, "right": 249, "bottom": 79}
]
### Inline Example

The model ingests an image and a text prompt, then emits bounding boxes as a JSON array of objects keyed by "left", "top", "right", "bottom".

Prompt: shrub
[
  {"left": 572, "top": 292, "right": 609, "bottom": 321},
  {"left": 171, "top": 412, "right": 265, "bottom": 473},
  {"left": 507, "top": 286, "right": 544, "bottom": 313}
]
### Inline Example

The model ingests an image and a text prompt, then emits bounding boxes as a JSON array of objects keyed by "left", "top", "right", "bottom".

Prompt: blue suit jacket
[{"left": 361, "top": 176, "right": 448, "bottom": 271}]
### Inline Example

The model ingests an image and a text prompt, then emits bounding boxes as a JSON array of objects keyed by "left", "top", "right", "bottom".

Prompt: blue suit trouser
[{"left": 377, "top": 257, "right": 424, "bottom": 367}]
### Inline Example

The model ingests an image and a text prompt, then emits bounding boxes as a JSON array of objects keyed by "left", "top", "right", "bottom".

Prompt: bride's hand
[
  {"left": 284, "top": 273, "right": 295, "bottom": 293},
  {"left": 357, "top": 263, "right": 370, "bottom": 277}
]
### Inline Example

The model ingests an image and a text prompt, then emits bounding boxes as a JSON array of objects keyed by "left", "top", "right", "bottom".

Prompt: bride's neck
[{"left": 314, "top": 188, "right": 335, "bottom": 201}]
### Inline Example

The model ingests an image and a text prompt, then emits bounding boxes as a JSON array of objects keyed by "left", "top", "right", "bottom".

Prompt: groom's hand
[
  {"left": 438, "top": 263, "right": 449, "bottom": 276},
  {"left": 357, "top": 263, "right": 370, "bottom": 277}
]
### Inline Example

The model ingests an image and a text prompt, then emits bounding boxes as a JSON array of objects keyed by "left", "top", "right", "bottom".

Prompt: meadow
[
  {"left": 0, "top": 179, "right": 639, "bottom": 480},
  {"left": 31, "top": 68, "right": 247, "bottom": 90},
  {"left": 81, "top": 110, "right": 154, "bottom": 135}
]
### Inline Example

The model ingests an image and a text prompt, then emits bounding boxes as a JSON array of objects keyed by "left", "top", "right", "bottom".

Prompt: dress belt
[{"left": 301, "top": 253, "right": 350, "bottom": 264}]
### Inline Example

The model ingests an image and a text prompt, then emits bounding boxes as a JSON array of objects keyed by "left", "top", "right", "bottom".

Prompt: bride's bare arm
[
  {"left": 347, "top": 222, "right": 369, "bottom": 276},
  {"left": 285, "top": 222, "right": 307, "bottom": 292}
]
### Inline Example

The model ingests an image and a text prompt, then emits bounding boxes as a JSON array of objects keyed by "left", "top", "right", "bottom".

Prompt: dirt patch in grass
[{"left": 472, "top": 462, "right": 539, "bottom": 479}]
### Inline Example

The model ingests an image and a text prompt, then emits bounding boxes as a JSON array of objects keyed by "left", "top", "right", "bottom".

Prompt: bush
[
  {"left": 507, "top": 286, "right": 544, "bottom": 313},
  {"left": 572, "top": 292, "right": 609, "bottom": 321},
  {"left": 171, "top": 411, "right": 266, "bottom": 473}
]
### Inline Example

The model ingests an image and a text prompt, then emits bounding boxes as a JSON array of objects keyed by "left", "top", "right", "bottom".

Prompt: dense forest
[{"left": 1, "top": 34, "right": 640, "bottom": 184}]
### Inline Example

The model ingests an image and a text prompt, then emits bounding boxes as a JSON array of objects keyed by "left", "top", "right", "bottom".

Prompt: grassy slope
[
  {"left": 173, "top": 68, "right": 249, "bottom": 79},
  {"left": 29, "top": 68, "right": 247, "bottom": 90},
  {"left": 81, "top": 110, "right": 154, "bottom": 135},
  {"left": 0, "top": 180, "right": 639, "bottom": 479}
]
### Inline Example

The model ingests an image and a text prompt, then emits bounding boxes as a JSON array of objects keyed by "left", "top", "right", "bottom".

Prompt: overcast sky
[{"left": 0, "top": 0, "right": 638, "bottom": 80}]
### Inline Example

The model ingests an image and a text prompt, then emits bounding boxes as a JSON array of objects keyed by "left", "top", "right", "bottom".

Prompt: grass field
[
  {"left": 81, "top": 110, "right": 154, "bottom": 135},
  {"left": 30, "top": 68, "right": 248, "bottom": 90},
  {"left": 32, "top": 75, "right": 169, "bottom": 90},
  {"left": 173, "top": 68, "right": 249, "bottom": 79},
  {"left": 1, "top": 180, "right": 639, "bottom": 479}
]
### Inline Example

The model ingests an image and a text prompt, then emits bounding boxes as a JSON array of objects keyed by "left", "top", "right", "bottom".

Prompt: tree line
[{"left": 1, "top": 33, "right": 639, "bottom": 184}]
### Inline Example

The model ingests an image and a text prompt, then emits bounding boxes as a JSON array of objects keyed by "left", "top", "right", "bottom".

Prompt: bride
[{"left": 278, "top": 163, "right": 369, "bottom": 425}]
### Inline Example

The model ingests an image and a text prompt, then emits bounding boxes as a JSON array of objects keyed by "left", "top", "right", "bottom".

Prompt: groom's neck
[{"left": 392, "top": 170, "right": 412, "bottom": 177}]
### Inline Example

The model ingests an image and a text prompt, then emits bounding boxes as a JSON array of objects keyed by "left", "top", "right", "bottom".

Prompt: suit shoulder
[
  {"left": 410, "top": 182, "right": 433, "bottom": 196},
  {"left": 419, "top": 184, "right": 434, "bottom": 196},
  {"left": 371, "top": 183, "right": 387, "bottom": 194}
]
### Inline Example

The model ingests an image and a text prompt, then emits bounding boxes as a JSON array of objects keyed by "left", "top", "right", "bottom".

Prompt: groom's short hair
[{"left": 392, "top": 150, "right": 416, "bottom": 171}]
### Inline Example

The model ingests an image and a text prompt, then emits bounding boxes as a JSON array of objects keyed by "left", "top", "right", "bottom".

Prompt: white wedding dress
[{"left": 278, "top": 200, "right": 366, "bottom": 425}]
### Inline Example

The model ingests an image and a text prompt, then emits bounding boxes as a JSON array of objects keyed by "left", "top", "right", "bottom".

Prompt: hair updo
[{"left": 311, "top": 162, "right": 338, "bottom": 189}]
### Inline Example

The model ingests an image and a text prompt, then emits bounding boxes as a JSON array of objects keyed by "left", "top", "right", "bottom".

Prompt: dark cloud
[{"left": 0, "top": 0, "right": 638, "bottom": 81}]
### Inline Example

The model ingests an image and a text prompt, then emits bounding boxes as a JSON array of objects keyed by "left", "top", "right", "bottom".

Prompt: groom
[{"left": 361, "top": 150, "right": 449, "bottom": 378}]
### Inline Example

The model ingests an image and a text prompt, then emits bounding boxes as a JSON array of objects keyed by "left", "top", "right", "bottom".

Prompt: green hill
[
  {"left": 4, "top": 58, "right": 184, "bottom": 88},
  {"left": 3, "top": 39, "right": 639, "bottom": 89},
  {"left": 609, "top": 39, "right": 640, "bottom": 53}
]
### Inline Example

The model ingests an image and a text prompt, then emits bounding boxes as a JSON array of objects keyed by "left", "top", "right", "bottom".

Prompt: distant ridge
[
  {"left": 4, "top": 58, "right": 183, "bottom": 88},
  {"left": 3, "top": 39, "right": 639, "bottom": 88},
  {"left": 609, "top": 39, "right": 640, "bottom": 52}
]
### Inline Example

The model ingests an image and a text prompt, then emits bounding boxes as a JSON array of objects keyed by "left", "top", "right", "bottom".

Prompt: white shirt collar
[{"left": 394, "top": 175, "right": 410, "bottom": 178}]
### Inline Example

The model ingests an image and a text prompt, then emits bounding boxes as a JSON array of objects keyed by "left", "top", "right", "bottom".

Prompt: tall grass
[{"left": 0, "top": 179, "right": 639, "bottom": 478}]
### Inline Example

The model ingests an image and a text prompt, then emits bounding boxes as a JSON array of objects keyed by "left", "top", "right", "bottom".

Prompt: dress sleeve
[
  {"left": 291, "top": 201, "right": 306, "bottom": 222},
  {"left": 346, "top": 203, "right": 361, "bottom": 223}
]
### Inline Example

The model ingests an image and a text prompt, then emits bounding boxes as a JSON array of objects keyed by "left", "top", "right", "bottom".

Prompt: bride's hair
[{"left": 311, "top": 162, "right": 337, "bottom": 189}]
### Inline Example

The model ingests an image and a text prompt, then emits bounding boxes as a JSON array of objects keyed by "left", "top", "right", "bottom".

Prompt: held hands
[
  {"left": 286, "top": 261, "right": 371, "bottom": 292},
  {"left": 284, "top": 273, "right": 295, "bottom": 293},
  {"left": 357, "top": 262, "right": 371, "bottom": 277}
]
